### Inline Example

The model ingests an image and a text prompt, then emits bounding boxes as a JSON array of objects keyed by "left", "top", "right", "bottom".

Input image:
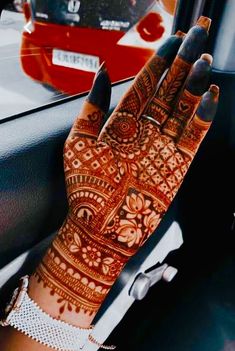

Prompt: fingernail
[
  {"left": 185, "top": 57, "right": 212, "bottom": 95},
  {"left": 96, "top": 61, "right": 107, "bottom": 76},
  {"left": 197, "top": 86, "right": 219, "bottom": 121},
  {"left": 175, "top": 30, "right": 186, "bottom": 38},
  {"left": 196, "top": 16, "right": 211, "bottom": 32},
  {"left": 209, "top": 84, "right": 220, "bottom": 99},
  {"left": 200, "top": 53, "right": 213, "bottom": 65},
  {"left": 87, "top": 62, "right": 111, "bottom": 114}
]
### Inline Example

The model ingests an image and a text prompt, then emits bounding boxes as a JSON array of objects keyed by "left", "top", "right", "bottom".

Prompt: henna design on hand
[
  {"left": 33, "top": 17, "right": 219, "bottom": 317},
  {"left": 144, "top": 17, "right": 211, "bottom": 126}
]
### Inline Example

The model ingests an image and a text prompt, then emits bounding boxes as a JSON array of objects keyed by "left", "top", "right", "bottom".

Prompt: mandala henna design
[
  {"left": 33, "top": 18, "right": 219, "bottom": 318},
  {"left": 101, "top": 113, "right": 155, "bottom": 159}
]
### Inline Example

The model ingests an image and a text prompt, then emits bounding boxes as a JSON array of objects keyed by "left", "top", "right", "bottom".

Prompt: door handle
[{"left": 129, "top": 264, "right": 178, "bottom": 300}]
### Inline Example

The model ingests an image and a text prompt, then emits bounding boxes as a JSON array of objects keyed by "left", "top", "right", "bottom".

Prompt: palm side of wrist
[{"left": 34, "top": 215, "right": 126, "bottom": 317}]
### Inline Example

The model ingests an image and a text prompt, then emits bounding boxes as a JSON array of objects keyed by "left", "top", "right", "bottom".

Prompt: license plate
[{"left": 52, "top": 49, "right": 100, "bottom": 73}]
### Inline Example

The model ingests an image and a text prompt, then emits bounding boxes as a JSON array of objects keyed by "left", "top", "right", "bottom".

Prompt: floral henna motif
[
  {"left": 114, "top": 192, "right": 162, "bottom": 248},
  {"left": 123, "top": 193, "right": 151, "bottom": 219},
  {"left": 82, "top": 246, "right": 102, "bottom": 268},
  {"left": 35, "top": 217, "right": 126, "bottom": 314},
  {"left": 102, "top": 112, "right": 155, "bottom": 160}
]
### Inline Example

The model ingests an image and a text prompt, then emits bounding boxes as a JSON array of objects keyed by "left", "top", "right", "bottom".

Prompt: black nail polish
[
  {"left": 157, "top": 34, "right": 183, "bottom": 65},
  {"left": 186, "top": 57, "right": 212, "bottom": 96},
  {"left": 87, "top": 62, "right": 111, "bottom": 114},
  {"left": 177, "top": 24, "right": 209, "bottom": 63}
]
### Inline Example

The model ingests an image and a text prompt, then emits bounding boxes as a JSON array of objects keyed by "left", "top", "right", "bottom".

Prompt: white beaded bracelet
[{"left": 0, "top": 276, "right": 115, "bottom": 351}]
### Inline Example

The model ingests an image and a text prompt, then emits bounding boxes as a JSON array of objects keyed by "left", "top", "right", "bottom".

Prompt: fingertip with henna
[
  {"left": 87, "top": 62, "right": 111, "bottom": 114},
  {"left": 197, "top": 85, "right": 219, "bottom": 121},
  {"left": 175, "top": 30, "right": 186, "bottom": 38}
]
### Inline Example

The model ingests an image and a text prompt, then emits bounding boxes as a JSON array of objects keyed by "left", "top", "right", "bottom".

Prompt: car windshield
[{"left": 31, "top": 0, "right": 156, "bottom": 31}]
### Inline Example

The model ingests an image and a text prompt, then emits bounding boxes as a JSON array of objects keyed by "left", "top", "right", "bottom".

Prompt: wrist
[
  {"left": 33, "top": 215, "right": 125, "bottom": 321},
  {"left": 28, "top": 274, "right": 94, "bottom": 329},
  {"left": 1, "top": 276, "right": 115, "bottom": 350}
]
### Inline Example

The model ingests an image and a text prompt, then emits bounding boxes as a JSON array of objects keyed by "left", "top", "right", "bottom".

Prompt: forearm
[
  {"left": 0, "top": 212, "right": 121, "bottom": 351},
  {"left": 0, "top": 219, "right": 100, "bottom": 351}
]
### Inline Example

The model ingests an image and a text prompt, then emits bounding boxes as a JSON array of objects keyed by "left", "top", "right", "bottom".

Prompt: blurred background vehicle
[
  {"left": 20, "top": 0, "right": 175, "bottom": 94},
  {"left": 0, "top": 0, "right": 175, "bottom": 118}
]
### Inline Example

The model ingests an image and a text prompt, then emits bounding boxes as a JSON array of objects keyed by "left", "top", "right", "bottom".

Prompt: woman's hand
[{"left": 30, "top": 16, "right": 219, "bottom": 326}]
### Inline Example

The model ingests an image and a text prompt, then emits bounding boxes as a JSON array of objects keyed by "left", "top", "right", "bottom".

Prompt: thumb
[
  {"left": 87, "top": 61, "right": 111, "bottom": 115},
  {"left": 70, "top": 62, "right": 111, "bottom": 139}
]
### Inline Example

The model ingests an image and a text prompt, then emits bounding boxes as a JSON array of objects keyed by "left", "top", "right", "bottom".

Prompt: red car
[{"left": 20, "top": 0, "right": 172, "bottom": 95}]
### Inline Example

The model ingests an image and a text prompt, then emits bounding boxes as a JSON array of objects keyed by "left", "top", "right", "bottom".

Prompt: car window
[{"left": 0, "top": 0, "right": 176, "bottom": 120}]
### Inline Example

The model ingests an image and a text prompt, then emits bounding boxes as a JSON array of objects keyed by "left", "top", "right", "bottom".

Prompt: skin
[{"left": 0, "top": 16, "right": 219, "bottom": 351}]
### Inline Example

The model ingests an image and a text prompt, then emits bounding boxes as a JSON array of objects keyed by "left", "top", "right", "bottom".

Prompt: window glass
[
  {"left": 213, "top": 0, "right": 235, "bottom": 71},
  {"left": 0, "top": 0, "right": 176, "bottom": 120}
]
